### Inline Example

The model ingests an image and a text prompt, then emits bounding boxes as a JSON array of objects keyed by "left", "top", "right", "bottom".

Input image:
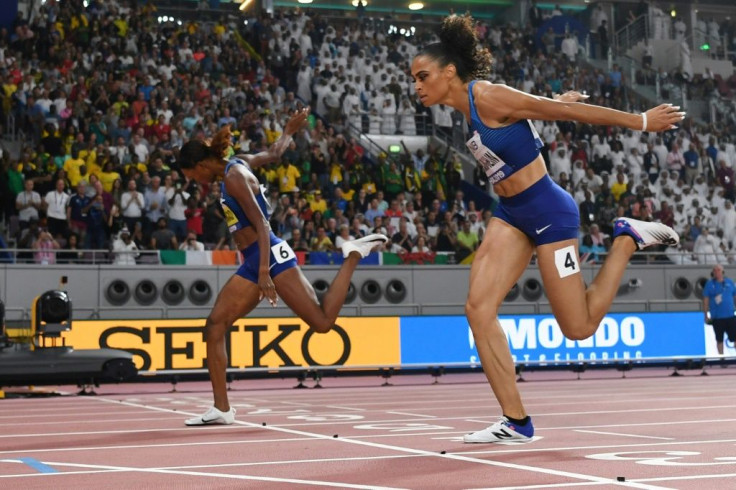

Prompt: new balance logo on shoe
[{"left": 491, "top": 429, "right": 515, "bottom": 439}]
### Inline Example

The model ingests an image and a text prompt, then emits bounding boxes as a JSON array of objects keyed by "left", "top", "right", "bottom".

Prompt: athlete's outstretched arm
[
  {"left": 241, "top": 108, "right": 310, "bottom": 168},
  {"left": 474, "top": 82, "right": 684, "bottom": 132}
]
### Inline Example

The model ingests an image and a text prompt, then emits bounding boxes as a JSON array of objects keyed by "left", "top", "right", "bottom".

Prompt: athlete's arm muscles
[
  {"left": 224, "top": 168, "right": 271, "bottom": 274},
  {"left": 474, "top": 83, "right": 682, "bottom": 132},
  {"left": 239, "top": 133, "right": 294, "bottom": 169},
  {"left": 239, "top": 108, "right": 309, "bottom": 169}
]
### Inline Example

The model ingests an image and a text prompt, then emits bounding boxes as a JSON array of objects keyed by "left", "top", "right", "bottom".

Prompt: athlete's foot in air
[
  {"left": 341, "top": 234, "right": 389, "bottom": 259},
  {"left": 612, "top": 217, "right": 679, "bottom": 249}
]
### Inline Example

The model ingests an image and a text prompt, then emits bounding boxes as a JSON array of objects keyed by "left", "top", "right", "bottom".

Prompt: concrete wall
[{"left": 1, "top": 263, "right": 726, "bottom": 322}]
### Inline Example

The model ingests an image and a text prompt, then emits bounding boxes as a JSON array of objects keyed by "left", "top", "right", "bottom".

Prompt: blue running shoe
[
  {"left": 612, "top": 217, "right": 679, "bottom": 250},
  {"left": 463, "top": 416, "right": 534, "bottom": 443}
]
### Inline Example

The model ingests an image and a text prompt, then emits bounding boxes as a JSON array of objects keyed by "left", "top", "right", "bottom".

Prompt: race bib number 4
[
  {"left": 554, "top": 245, "right": 580, "bottom": 279},
  {"left": 271, "top": 241, "right": 296, "bottom": 264}
]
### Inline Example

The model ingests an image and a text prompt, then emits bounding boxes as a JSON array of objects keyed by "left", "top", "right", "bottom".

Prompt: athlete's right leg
[
  {"left": 464, "top": 218, "right": 534, "bottom": 420},
  {"left": 201, "top": 275, "right": 261, "bottom": 413}
]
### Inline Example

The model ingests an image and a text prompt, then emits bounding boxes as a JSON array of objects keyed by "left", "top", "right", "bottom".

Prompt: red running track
[{"left": 1, "top": 368, "right": 735, "bottom": 489}]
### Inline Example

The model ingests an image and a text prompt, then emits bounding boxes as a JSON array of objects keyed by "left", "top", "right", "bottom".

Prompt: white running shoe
[
  {"left": 341, "top": 233, "right": 389, "bottom": 258},
  {"left": 185, "top": 406, "right": 236, "bottom": 426},
  {"left": 463, "top": 417, "right": 534, "bottom": 443},
  {"left": 612, "top": 217, "right": 679, "bottom": 250}
]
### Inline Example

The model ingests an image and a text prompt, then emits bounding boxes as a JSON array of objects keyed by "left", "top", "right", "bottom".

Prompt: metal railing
[{"left": 614, "top": 14, "right": 649, "bottom": 57}]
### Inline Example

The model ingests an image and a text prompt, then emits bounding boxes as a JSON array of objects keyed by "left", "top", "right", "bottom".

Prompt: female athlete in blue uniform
[
  {"left": 412, "top": 15, "right": 683, "bottom": 443},
  {"left": 178, "top": 108, "right": 388, "bottom": 425}
]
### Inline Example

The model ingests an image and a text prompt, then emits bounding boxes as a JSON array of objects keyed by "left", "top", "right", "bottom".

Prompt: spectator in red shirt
[{"left": 185, "top": 196, "right": 205, "bottom": 240}]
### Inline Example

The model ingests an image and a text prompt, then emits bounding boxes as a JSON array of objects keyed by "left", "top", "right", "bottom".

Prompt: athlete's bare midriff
[{"left": 492, "top": 155, "right": 548, "bottom": 198}]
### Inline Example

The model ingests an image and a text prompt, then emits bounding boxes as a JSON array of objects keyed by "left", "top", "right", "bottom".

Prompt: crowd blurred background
[{"left": 0, "top": 0, "right": 735, "bottom": 266}]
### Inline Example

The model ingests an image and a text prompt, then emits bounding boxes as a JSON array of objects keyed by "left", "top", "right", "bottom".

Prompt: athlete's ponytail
[
  {"left": 179, "top": 126, "right": 233, "bottom": 170},
  {"left": 420, "top": 14, "right": 492, "bottom": 82}
]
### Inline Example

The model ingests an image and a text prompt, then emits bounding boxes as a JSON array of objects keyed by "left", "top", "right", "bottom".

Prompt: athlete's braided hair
[{"left": 179, "top": 126, "right": 233, "bottom": 170}]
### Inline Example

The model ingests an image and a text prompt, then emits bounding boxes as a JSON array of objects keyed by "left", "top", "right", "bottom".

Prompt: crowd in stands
[{"left": 0, "top": 0, "right": 735, "bottom": 267}]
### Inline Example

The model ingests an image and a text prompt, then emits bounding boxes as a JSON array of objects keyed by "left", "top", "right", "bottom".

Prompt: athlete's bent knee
[
  {"left": 465, "top": 300, "right": 498, "bottom": 332},
  {"left": 560, "top": 323, "right": 595, "bottom": 341},
  {"left": 204, "top": 316, "right": 228, "bottom": 342},
  {"left": 307, "top": 319, "right": 333, "bottom": 334}
]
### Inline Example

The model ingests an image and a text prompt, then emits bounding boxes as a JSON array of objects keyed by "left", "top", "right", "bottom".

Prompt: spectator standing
[
  {"left": 43, "top": 178, "right": 70, "bottom": 238},
  {"left": 33, "top": 230, "right": 60, "bottom": 265},
  {"left": 112, "top": 228, "right": 139, "bottom": 265},
  {"left": 151, "top": 217, "right": 178, "bottom": 250},
  {"left": 703, "top": 264, "right": 736, "bottom": 355},
  {"left": 15, "top": 179, "right": 42, "bottom": 229},
  {"left": 120, "top": 179, "right": 145, "bottom": 233},
  {"left": 166, "top": 181, "right": 190, "bottom": 241}
]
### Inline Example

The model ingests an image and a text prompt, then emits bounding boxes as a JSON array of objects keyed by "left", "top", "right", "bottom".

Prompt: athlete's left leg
[{"left": 535, "top": 236, "right": 637, "bottom": 340}]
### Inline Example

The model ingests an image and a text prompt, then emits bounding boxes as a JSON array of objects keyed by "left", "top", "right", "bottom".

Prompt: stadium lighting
[
  {"left": 298, "top": 0, "right": 313, "bottom": 3},
  {"left": 700, "top": 43, "right": 711, "bottom": 51},
  {"left": 670, "top": 9, "right": 676, "bottom": 17},
  {"left": 351, "top": 0, "right": 368, "bottom": 7},
  {"left": 408, "top": 2, "right": 424, "bottom": 10}
]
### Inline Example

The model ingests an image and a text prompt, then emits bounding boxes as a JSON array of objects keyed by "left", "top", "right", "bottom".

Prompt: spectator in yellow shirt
[
  {"left": 63, "top": 150, "right": 87, "bottom": 187},
  {"left": 309, "top": 190, "right": 328, "bottom": 213},
  {"left": 276, "top": 159, "right": 301, "bottom": 193},
  {"left": 310, "top": 226, "right": 335, "bottom": 251},
  {"left": 99, "top": 161, "right": 121, "bottom": 193},
  {"left": 610, "top": 171, "right": 628, "bottom": 202}
]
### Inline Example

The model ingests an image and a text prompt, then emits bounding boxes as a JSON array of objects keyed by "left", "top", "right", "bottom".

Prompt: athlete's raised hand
[
  {"left": 284, "top": 107, "right": 310, "bottom": 136},
  {"left": 642, "top": 103, "right": 686, "bottom": 132}
]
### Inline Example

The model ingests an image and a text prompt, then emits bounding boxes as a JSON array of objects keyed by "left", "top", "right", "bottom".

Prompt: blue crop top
[
  {"left": 465, "top": 80, "right": 544, "bottom": 184},
  {"left": 220, "top": 157, "right": 271, "bottom": 233}
]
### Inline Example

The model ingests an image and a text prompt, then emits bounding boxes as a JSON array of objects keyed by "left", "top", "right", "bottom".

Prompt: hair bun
[{"left": 439, "top": 15, "right": 477, "bottom": 51}]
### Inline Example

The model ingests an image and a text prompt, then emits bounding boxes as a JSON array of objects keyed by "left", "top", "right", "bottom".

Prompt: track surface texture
[{"left": 1, "top": 369, "right": 735, "bottom": 489}]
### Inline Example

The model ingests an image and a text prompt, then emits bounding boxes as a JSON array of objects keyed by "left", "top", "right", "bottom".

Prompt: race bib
[
  {"left": 466, "top": 131, "right": 506, "bottom": 180},
  {"left": 220, "top": 202, "right": 239, "bottom": 230},
  {"left": 271, "top": 241, "right": 296, "bottom": 264}
]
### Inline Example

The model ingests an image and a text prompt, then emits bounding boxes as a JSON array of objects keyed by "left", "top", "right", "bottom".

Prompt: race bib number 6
[{"left": 271, "top": 242, "right": 296, "bottom": 264}]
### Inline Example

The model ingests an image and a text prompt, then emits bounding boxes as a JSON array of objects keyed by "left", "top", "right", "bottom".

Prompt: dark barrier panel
[
  {"left": 360, "top": 280, "right": 382, "bottom": 304},
  {"left": 312, "top": 279, "right": 330, "bottom": 302},
  {"left": 505, "top": 283, "right": 520, "bottom": 302},
  {"left": 345, "top": 282, "right": 356, "bottom": 304},
  {"left": 385, "top": 279, "right": 407, "bottom": 304},
  {"left": 162, "top": 280, "right": 185, "bottom": 305},
  {"left": 105, "top": 280, "right": 130, "bottom": 306},
  {"left": 522, "top": 278, "right": 544, "bottom": 301},
  {"left": 134, "top": 280, "right": 159, "bottom": 306},
  {"left": 672, "top": 277, "right": 693, "bottom": 299},
  {"left": 188, "top": 280, "right": 212, "bottom": 305},
  {"left": 694, "top": 277, "right": 708, "bottom": 299}
]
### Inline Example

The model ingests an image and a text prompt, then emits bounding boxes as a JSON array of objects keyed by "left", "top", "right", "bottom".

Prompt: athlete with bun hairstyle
[{"left": 412, "top": 15, "right": 683, "bottom": 443}]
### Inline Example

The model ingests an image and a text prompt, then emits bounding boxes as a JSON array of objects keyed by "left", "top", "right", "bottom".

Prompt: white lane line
[
  {"left": 82, "top": 397, "right": 671, "bottom": 490},
  {"left": 385, "top": 411, "right": 435, "bottom": 418},
  {"left": 0, "top": 416, "right": 183, "bottom": 428},
  {"left": 474, "top": 482, "right": 610, "bottom": 489},
  {"left": 634, "top": 472, "right": 736, "bottom": 483},
  {"left": 574, "top": 430, "right": 674, "bottom": 441},
  {"left": 0, "top": 460, "right": 405, "bottom": 489},
  {"left": 0, "top": 426, "right": 241, "bottom": 439},
  {"left": 325, "top": 406, "right": 366, "bottom": 412}
]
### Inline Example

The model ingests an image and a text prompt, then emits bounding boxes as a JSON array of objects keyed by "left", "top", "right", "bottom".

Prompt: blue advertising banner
[{"left": 400, "top": 313, "right": 707, "bottom": 364}]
